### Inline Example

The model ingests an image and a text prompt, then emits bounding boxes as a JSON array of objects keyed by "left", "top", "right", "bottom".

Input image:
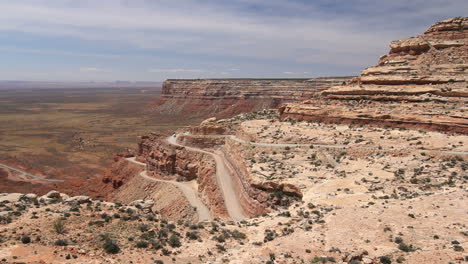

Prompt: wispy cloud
[
  {"left": 148, "top": 68, "right": 205, "bottom": 73},
  {"left": 0, "top": 0, "right": 465, "bottom": 81},
  {"left": 80, "top": 67, "right": 111, "bottom": 73},
  {"left": 283, "top": 71, "right": 309, "bottom": 75}
]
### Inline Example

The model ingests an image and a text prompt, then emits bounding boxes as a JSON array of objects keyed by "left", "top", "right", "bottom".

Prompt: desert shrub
[
  {"left": 394, "top": 237, "right": 403, "bottom": 244},
  {"left": 398, "top": 242, "right": 415, "bottom": 252},
  {"left": 140, "top": 231, "right": 156, "bottom": 240},
  {"left": 150, "top": 239, "right": 162, "bottom": 249},
  {"left": 161, "top": 248, "right": 171, "bottom": 255},
  {"left": 379, "top": 256, "right": 392, "bottom": 264},
  {"left": 453, "top": 245, "right": 464, "bottom": 252},
  {"left": 103, "top": 239, "right": 120, "bottom": 254},
  {"left": 186, "top": 231, "right": 199, "bottom": 240},
  {"left": 21, "top": 235, "right": 31, "bottom": 244},
  {"left": 138, "top": 224, "right": 150, "bottom": 232},
  {"left": 88, "top": 220, "right": 106, "bottom": 227},
  {"left": 135, "top": 240, "right": 149, "bottom": 248},
  {"left": 214, "top": 234, "right": 226, "bottom": 243},
  {"left": 216, "top": 244, "right": 226, "bottom": 252},
  {"left": 54, "top": 239, "right": 68, "bottom": 246},
  {"left": 0, "top": 216, "right": 12, "bottom": 224},
  {"left": 53, "top": 218, "right": 65, "bottom": 234},
  {"left": 231, "top": 230, "right": 246, "bottom": 240},
  {"left": 168, "top": 234, "right": 181, "bottom": 248}
]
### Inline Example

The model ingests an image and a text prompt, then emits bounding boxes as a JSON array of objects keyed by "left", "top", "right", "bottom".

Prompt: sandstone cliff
[
  {"left": 281, "top": 17, "right": 468, "bottom": 134},
  {"left": 325, "top": 17, "right": 467, "bottom": 97},
  {"left": 152, "top": 77, "right": 353, "bottom": 118}
]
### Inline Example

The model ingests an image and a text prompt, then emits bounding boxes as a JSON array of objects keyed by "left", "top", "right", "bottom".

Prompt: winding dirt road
[
  {"left": 125, "top": 157, "right": 212, "bottom": 222},
  {"left": 0, "top": 163, "right": 64, "bottom": 182},
  {"left": 167, "top": 135, "right": 247, "bottom": 221}
]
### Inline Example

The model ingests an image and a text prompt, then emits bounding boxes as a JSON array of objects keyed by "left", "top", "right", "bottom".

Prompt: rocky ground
[{"left": 1, "top": 114, "right": 466, "bottom": 263}]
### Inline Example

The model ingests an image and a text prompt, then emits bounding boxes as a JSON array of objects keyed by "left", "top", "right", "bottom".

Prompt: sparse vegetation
[{"left": 53, "top": 218, "right": 66, "bottom": 234}]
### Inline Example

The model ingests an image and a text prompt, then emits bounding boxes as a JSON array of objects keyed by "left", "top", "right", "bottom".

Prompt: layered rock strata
[
  {"left": 326, "top": 17, "right": 467, "bottom": 95},
  {"left": 152, "top": 77, "right": 353, "bottom": 118},
  {"left": 98, "top": 156, "right": 197, "bottom": 221},
  {"left": 138, "top": 133, "right": 229, "bottom": 218},
  {"left": 281, "top": 17, "right": 468, "bottom": 134}
]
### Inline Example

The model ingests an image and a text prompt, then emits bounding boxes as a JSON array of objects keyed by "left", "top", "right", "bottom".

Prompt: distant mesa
[{"left": 151, "top": 77, "right": 354, "bottom": 118}]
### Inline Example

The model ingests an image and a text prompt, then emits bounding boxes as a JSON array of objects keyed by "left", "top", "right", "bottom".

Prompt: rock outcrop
[
  {"left": 326, "top": 17, "right": 467, "bottom": 96},
  {"left": 281, "top": 17, "right": 468, "bottom": 134},
  {"left": 138, "top": 133, "right": 229, "bottom": 219},
  {"left": 151, "top": 77, "right": 353, "bottom": 118}
]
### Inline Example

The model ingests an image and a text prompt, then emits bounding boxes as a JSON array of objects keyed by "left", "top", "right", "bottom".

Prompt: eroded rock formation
[
  {"left": 281, "top": 17, "right": 468, "bottom": 134},
  {"left": 138, "top": 133, "right": 229, "bottom": 218},
  {"left": 152, "top": 77, "right": 353, "bottom": 118},
  {"left": 327, "top": 17, "right": 467, "bottom": 95}
]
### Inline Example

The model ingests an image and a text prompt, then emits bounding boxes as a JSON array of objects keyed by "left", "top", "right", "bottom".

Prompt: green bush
[
  {"left": 186, "top": 231, "right": 199, "bottom": 240},
  {"left": 54, "top": 239, "right": 68, "bottom": 246},
  {"left": 379, "top": 256, "right": 392, "bottom": 264},
  {"left": 21, "top": 235, "right": 31, "bottom": 244},
  {"left": 168, "top": 234, "right": 181, "bottom": 248},
  {"left": 103, "top": 239, "right": 120, "bottom": 254},
  {"left": 231, "top": 230, "right": 246, "bottom": 240},
  {"left": 135, "top": 240, "right": 149, "bottom": 248},
  {"left": 398, "top": 242, "right": 415, "bottom": 252}
]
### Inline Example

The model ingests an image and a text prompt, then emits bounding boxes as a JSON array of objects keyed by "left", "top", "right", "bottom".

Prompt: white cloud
[
  {"left": 0, "top": 0, "right": 465, "bottom": 81},
  {"left": 0, "top": 0, "right": 419, "bottom": 65},
  {"left": 79, "top": 67, "right": 111, "bottom": 73},
  {"left": 148, "top": 68, "right": 205, "bottom": 73}
]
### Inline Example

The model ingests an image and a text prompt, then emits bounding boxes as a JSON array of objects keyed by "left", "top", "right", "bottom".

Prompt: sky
[{"left": 0, "top": 0, "right": 465, "bottom": 82}]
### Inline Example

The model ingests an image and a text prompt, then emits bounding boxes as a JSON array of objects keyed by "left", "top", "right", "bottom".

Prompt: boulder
[
  {"left": 39, "top": 197, "right": 55, "bottom": 204},
  {"left": 129, "top": 199, "right": 155, "bottom": 212},
  {"left": 200, "top": 117, "right": 217, "bottom": 126},
  {"left": 0, "top": 193, "right": 23, "bottom": 203},
  {"left": 45, "top": 190, "right": 61, "bottom": 199},
  {"left": 24, "top": 193, "right": 38, "bottom": 200},
  {"left": 60, "top": 193, "right": 70, "bottom": 201},
  {"left": 65, "top": 196, "right": 91, "bottom": 205}
]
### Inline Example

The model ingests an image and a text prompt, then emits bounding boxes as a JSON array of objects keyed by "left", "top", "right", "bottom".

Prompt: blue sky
[{"left": 0, "top": 0, "right": 465, "bottom": 81}]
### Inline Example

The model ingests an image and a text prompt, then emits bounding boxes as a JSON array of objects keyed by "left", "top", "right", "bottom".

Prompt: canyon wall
[
  {"left": 138, "top": 133, "right": 229, "bottom": 219},
  {"left": 152, "top": 77, "right": 353, "bottom": 118},
  {"left": 324, "top": 17, "right": 467, "bottom": 96},
  {"left": 281, "top": 17, "right": 468, "bottom": 134},
  {"left": 94, "top": 157, "right": 198, "bottom": 222}
]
